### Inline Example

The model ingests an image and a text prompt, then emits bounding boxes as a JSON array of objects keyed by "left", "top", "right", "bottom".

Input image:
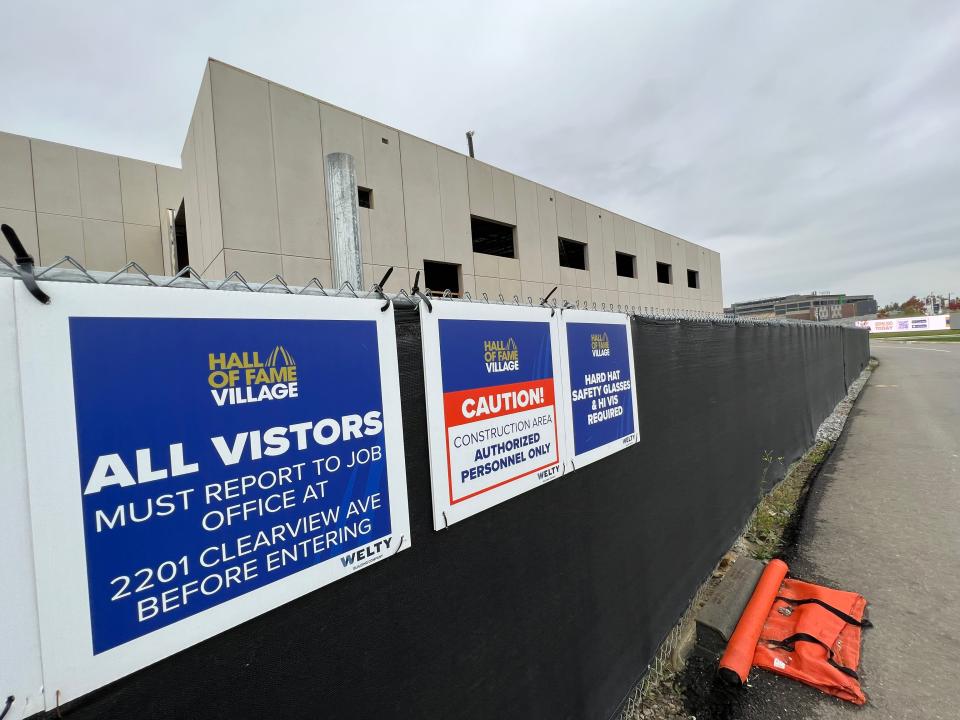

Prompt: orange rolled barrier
[{"left": 718, "top": 558, "right": 789, "bottom": 685}]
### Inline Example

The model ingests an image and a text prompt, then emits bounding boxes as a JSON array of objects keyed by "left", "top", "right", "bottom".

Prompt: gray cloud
[{"left": 2, "top": 0, "right": 957, "bottom": 304}]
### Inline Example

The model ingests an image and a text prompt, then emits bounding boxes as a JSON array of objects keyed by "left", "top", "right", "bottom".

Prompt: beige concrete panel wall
[
  {"left": 491, "top": 168, "right": 517, "bottom": 226},
  {"left": 635, "top": 224, "right": 653, "bottom": 295},
  {"left": 696, "top": 247, "right": 711, "bottom": 301},
  {"left": 82, "top": 218, "right": 126, "bottom": 270},
  {"left": 0, "top": 132, "right": 36, "bottom": 212},
  {"left": 499, "top": 257, "right": 520, "bottom": 280},
  {"left": 614, "top": 216, "right": 638, "bottom": 293},
  {"left": 711, "top": 251, "right": 723, "bottom": 306},
  {"left": 362, "top": 119, "right": 407, "bottom": 269},
  {"left": 537, "top": 185, "right": 560, "bottom": 285},
  {"left": 0, "top": 208, "right": 39, "bottom": 257},
  {"left": 206, "top": 250, "right": 225, "bottom": 280},
  {"left": 318, "top": 103, "right": 368, "bottom": 188},
  {"left": 181, "top": 64, "right": 223, "bottom": 274},
  {"left": 118, "top": 158, "right": 158, "bottom": 227},
  {"left": 222, "top": 248, "right": 282, "bottom": 283},
  {"left": 123, "top": 224, "right": 163, "bottom": 274},
  {"left": 600, "top": 211, "right": 616, "bottom": 290},
  {"left": 499, "top": 277, "right": 521, "bottom": 301},
  {"left": 37, "top": 212, "right": 83, "bottom": 264},
  {"left": 521, "top": 280, "right": 544, "bottom": 303},
  {"left": 32, "top": 139, "right": 80, "bottom": 216},
  {"left": 585, "top": 205, "right": 603, "bottom": 288},
  {"left": 210, "top": 62, "right": 280, "bottom": 254},
  {"left": 156, "top": 165, "right": 183, "bottom": 274},
  {"left": 270, "top": 83, "right": 328, "bottom": 260},
  {"left": 474, "top": 274, "right": 500, "bottom": 300},
  {"left": 436, "top": 148, "right": 472, "bottom": 275},
  {"left": 571, "top": 197, "right": 588, "bottom": 245},
  {"left": 671, "top": 236, "right": 687, "bottom": 299},
  {"left": 473, "top": 251, "right": 498, "bottom": 278},
  {"left": 555, "top": 192, "right": 573, "bottom": 239},
  {"left": 281, "top": 255, "right": 332, "bottom": 288},
  {"left": 466, "top": 158, "right": 494, "bottom": 219},
  {"left": 180, "top": 130, "right": 204, "bottom": 270},
  {"left": 514, "top": 177, "right": 542, "bottom": 282},
  {"left": 399, "top": 132, "right": 442, "bottom": 268}
]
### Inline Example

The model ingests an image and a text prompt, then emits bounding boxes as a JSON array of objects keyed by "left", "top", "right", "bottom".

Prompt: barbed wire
[{"left": 0, "top": 253, "right": 864, "bottom": 329}]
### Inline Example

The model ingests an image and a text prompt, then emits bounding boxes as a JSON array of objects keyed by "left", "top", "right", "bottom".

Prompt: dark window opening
[
  {"left": 616, "top": 251, "right": 636, "bottom": 278},
  {"left": 558, "top": 237, "right": 587, "bottom": 270},
  {"left": 687, "top": 269, "right": 700, "bottom": 289},
  {"left": 358, "top": 187, "right": 373, "bottom": 209},
  {"left": 656, "top": 261, "right": 673, "bottom": 284},
  {"left": 423, "top": 260, "right": 462, "bottom": 296},
  {"left": 471, "top": 216, "right": 516, "bottom": 258},
  {"left": 174, "top": 201, "right": 189, "bottom": 274}
]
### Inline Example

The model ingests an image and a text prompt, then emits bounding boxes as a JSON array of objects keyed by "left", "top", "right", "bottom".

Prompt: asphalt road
[{"left": 737, "top": 341, "right": 960, "bottom": 719}]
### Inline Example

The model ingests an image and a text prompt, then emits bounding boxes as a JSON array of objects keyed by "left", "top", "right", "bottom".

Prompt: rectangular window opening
[
  {"left": 656, "top": 261, "right": 673, "bottom": 285},
  {"left": 471, "top": 216, "right": 516, "bottom": 258},
  {"left": 358, "top": 187, "right": 373, "bottom": 209},
  {"left": 558, "top": 237, "right": 587, "bottom": 270},
  {"left": 616, "top": 251, "right": 636, "bottom": 278},
  {"left": 423, "top": 260, "right": 462, "bottom": 297},
  {"left": 687, "top": 269, "right": 700, "bottom": 289}
]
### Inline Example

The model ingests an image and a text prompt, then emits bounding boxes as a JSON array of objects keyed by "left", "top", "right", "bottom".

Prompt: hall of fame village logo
[
  {"left": 591, "top": 332, "right": 611, "bottom": 357},
  {"left": 207, "top": 346, "right": 299, "bottom": 406},
  {"left": 483, "top": 337, "right": 519, "bottom": 373}
]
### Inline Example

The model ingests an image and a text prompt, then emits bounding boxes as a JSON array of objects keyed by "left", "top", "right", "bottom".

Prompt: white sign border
[
  {"left": 14, "top": 281, "right": 411, "bottom": 705},
  {"left": 420, "top": 300, "right": 566, "bottom": 530},
  {"left": 558, "top": 309, "right": 640, "bottom": 469}
]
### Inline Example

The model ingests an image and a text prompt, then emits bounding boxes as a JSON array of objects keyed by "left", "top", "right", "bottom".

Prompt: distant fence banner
[
  {"left": 856, "top": 314, "right": 951, "bottom": 333},
  {"left": 420, "top": 301, "right": 565, "bottom": 529},
  {"left": 13, "top": 282, "right": 410, "bottom": 703},
  {"left": 559, "top": 310, "right": 639, "bottom": 468}
]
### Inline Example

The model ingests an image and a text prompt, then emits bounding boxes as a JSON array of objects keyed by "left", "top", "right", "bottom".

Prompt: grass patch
[{"left": 744, "top": 440, "right": 833, "bottom": 560}]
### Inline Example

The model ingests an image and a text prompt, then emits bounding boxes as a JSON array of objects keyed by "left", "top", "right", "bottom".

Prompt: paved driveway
[{"left": 738, "top": 341, "right": 960, "bottom": 719}]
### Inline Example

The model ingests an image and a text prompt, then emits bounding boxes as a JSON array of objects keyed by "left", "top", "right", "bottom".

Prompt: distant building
[{"left": 726, "top": 292, "right": 877, "bottom": 321}]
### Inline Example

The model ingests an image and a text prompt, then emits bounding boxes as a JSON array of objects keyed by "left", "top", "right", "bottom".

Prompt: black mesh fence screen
[{"left": 52, "top": 309, "right": 870, "bottom": 720}]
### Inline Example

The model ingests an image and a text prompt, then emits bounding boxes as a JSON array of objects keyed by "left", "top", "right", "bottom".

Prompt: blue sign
[
  {"left": 69, "top": 316, "right": 395, "bottom": 653},
  {"left": 564, "top": 321, "right": 636, "bottom": 457}
]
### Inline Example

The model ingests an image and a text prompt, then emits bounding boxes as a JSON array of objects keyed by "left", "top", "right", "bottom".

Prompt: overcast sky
[{"left": 2, "top": 0, "right": 957, "bottom": 304}]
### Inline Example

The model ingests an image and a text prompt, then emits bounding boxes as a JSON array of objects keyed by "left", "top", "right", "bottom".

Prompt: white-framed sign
[
  {"left": 13, "top": 281, "right": 410, "bottom": 704},
  {"left": 420, "top": 301, "right": 566, "bottom": 529},
  {"left": 559, "top": 309, "right": 639, "bottom": 469}
]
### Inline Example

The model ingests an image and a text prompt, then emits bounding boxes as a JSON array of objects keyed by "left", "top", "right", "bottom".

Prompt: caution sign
[
  {"left": 421, "top": 301, "right": 565, "bottom": 529},
  {"left": 559, "top": 310, "right": 639, "bottom": 468},
  {"left": 13, "top": 282, "right": 410, "bottom": 703}
]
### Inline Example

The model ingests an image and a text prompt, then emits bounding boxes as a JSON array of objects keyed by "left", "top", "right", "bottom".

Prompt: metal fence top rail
[{"left": 0, "top": 252, "right": 864, "bottom": 329}]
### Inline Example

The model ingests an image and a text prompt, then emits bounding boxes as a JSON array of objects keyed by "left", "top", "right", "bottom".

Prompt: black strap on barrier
[
  {"left": 767, "top": 632, "right": 860, "bottom": 680},
  {"left": 0, "top": 695, "right": 14, "bottom": 720},
  {"left": 373, "top": 266, "right": 393, "bottom": 311},
  {"left": 1, "top": 224, "right": 50, "bottom": 304},
  {"left": 541, "top": 286, "right": 557, "bottom": 316},
  {"left": 775, "top": 596, "right": 873, "bottom": 628},
  {"left": 410, "top": 270, "right": 432, "bottom": 312}
]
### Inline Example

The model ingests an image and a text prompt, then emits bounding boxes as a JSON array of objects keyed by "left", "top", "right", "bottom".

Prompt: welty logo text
[
  {"left": 208, "top": 346, "right": 299, "bottom": 406},
  {"left": 483, "top": 338, "right": 519, "bottom": 373}
]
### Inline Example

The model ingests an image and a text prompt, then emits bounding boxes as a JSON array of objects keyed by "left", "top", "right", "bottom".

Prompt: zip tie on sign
[{"left": 1, "top": 224, "right": 50, "bottom": 304}]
